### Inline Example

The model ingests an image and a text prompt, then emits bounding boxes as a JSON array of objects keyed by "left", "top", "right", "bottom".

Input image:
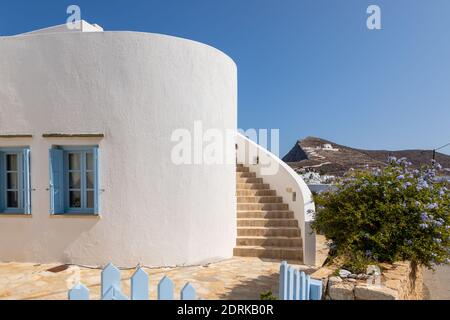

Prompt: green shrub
[
  {"left": 341, "top": 251, "right": 374, "bottom": 274},
  {"left": 312, "top": 157, "right": 449, "bottom": 271},
  {"left": 260, "top": 291, "right": 277, "bottom": 300}
]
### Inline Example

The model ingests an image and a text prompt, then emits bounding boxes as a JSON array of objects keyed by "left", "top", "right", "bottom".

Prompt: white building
[{"left": 0, "top": 22, "right": 316, "bottom": 267}]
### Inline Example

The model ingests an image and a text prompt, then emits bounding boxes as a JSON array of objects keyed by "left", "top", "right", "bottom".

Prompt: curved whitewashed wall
[
  {"left": 236, "top": 134, "right": 317, "bottom": 266},
  {"left": 0, "top": 31, "right": 237, "bottom": 267}
]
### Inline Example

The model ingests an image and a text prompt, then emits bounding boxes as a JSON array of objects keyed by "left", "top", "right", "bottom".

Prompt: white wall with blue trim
[{"left": 0, "top": 27, "right": 237, "bottom": 267}]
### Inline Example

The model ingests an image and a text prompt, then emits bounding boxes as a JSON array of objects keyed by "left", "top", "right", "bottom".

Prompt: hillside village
[{"left": 283, "top": 137, "right": 450, "bottom": 181}]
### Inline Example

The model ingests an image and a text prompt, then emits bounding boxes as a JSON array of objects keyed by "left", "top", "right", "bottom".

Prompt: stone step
[
  {"left": 237, "top": 211, "right": 294, "bottom": 219},
  {"left": 233, "top": 246, "right": 303, "bottom": 261},
  {"left": 237, "top": 163, "right": 244, "bottom": 168},
  {"left": 237, "top": 236, "right": 302, "bottom": 247},
  {"left": 237, "top": 177, "right": 263, "bottom": 184},
  {"left": 237, "top": 196, "right": 283, "bottom": 204},
  {"left": 236, "top": 183, "right": 270, "bottom": 190},
  {"left": 236, "top": 172, "right": 256, "bottom": 178},
  {"left": 236, "top": 166, "right": 249, "bottom": 172},
  {"left": 234, "top": 164, "right": 303, "bottom": 264},
  {"left": 237, "top": 218, "right": 298, "bottom": 227},
  {"left": 236, "top": 189, "right": 276, "bottom": 196},
  {"left": 237, "top": 203, "right": 289, "bottom": 211},
  {"left": 237, "top": 227, "right": 301, "bottom": 237}
]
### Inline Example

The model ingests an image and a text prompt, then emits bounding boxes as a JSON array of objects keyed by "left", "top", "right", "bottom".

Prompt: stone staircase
[{"left": 233, "top": 164, "right": 303, "bottom": 263}]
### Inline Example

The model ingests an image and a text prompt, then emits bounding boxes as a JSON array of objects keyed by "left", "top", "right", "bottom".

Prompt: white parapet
[{"left": 17, "top": 20, "right": 104, "bottom": 36}]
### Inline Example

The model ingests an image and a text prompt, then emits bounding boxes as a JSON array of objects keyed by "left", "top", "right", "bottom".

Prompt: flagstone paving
[
  {"left": 0, "top": 235, "right": 328, "bottom": 300},
  {"left": 0, "top": 257, "right": 317, "bottom": 300},
  {"left": 423, "top": 265, "right": 450, "bottom": 300}
]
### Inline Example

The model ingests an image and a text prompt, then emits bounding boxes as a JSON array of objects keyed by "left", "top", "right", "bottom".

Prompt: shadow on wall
[
  {"left": 0, "top": 217, "right": 100, "bottom": 263},
  {"left": 48, "top": 218, "right": 101, "bottom": 263}
]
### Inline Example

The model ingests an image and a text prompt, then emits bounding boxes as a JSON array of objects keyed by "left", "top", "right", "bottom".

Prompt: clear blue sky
[{"left": 1, "top": 0, "right": 449, "bottom": 156}]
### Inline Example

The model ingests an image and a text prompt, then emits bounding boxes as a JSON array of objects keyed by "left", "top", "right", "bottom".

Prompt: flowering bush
[{"left": 312, "top": 157, "right": 450, "bottom": 271}]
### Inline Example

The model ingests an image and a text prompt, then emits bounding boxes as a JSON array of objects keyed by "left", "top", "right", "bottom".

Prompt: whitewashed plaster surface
[{"left": 0, "top": 28, "right": 237, "bottom": 267}]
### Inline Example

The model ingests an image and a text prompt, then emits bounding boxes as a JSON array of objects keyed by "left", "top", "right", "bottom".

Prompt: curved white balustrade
[{"left": 236, "top": 133, "right": 316, "bottom": 266}]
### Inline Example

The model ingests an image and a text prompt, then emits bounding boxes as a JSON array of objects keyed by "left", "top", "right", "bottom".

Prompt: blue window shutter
[
  {"left": 23, "top": 148, "right": 31, "bottom": 214},
  {"left": 49, "top": 149, "right": 64, "bottom": 214},
  {"left": 93, "top": 147, "right": 100, "bottom": 215},
  {"left": 0, "top": 151, "right": 4, "bottom": 212}
]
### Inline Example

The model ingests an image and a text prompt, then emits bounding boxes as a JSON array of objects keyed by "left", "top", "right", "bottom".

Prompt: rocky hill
[{"left": 283, "top": 137, "right": 450, "bottom": 176}]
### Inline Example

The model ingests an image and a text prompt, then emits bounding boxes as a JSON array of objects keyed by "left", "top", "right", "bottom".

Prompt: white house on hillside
[{"left": 0, "top": 21, "right": 316, "bottom": 267}]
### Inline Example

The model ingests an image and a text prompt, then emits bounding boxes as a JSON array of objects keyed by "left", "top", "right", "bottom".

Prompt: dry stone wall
[{"left": 311, "top": 261, "right": 423, "bottom": 300}]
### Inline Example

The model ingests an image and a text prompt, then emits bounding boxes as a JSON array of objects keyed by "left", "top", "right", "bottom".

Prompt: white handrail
[{"left": 236, "top": 133, "right": 316, "bottom": 266}]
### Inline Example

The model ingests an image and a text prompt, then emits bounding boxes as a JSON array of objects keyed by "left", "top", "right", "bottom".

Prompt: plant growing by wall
[
  {"left": 260, "top": 291, "right": 277, "bottom": 300},
  {"left": 312, "top": 157, "right": 449, "bottom": 272}
]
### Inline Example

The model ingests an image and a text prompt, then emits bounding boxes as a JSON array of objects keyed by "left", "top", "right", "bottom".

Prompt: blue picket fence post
[
  {"left": 309, "top": 279, "right": 323, "bottom": 300},
  {"left": 286, "top": 266, "right": 294, "bottom": 300},
  {"left": 68, "top": 263, "right": 196, "bottom": 300},
  {"left": 102, "top": 284, "right": 128, "bottom": 300},
  {"left": 279, "top": 261, "right": 288, "bottom": 300},
  {"left": 68, "top": 283, "right": 90, "bottom": 300},
  {"left": 131, "top": 267, "right": 149, "bottom": 300},
  {"left": 158, "top": 276, "right": 174, "bottom": 300},
  {"left": 305, "top": 274, "right": 311, "bottom": 300},
  {"left": 101, "top": 263, "right": 124, "bottom": 300},
  {"left": 278, "top": 261, "right": 322, "bottom": 300},
  {"left": 300, "top": 271, "right": 306, "bottom": 300},
  {"left": 293, "top": 270, "right": 300, "bottom": 300},
  {"left": 181, "top": 283, "right": 196, "bottom": 300}
]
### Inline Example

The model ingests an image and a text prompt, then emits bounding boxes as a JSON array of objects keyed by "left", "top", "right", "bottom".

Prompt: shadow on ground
[
  {"left": 217, "top": 272, "right": 280, "bottom": 300},
  {"left": 216, "top": 262, "right": 317, "bottom": 300}
]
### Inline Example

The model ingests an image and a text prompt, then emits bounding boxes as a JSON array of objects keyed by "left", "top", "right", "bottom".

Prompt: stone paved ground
[
  {"left": 423, "top": 265, "right": 450, "bottom": 300},
  {"left": 0, "top": 236, "right": 328, "bottom": 300},
  {"left": 0, "top": 258, "right": 317, "bottom": 300}
]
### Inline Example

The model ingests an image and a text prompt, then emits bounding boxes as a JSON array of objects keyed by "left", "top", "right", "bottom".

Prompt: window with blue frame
[
  {"left": 50, "top": 146, "right": 99, "bottom": 215},
  {"left": 0, "top": 147, "right": 31, "bottom": 214}
]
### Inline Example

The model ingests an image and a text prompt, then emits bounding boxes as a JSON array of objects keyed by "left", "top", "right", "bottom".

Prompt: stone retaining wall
[{"left": 311, "top": 261, "right": 423, "bottom": 300}]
